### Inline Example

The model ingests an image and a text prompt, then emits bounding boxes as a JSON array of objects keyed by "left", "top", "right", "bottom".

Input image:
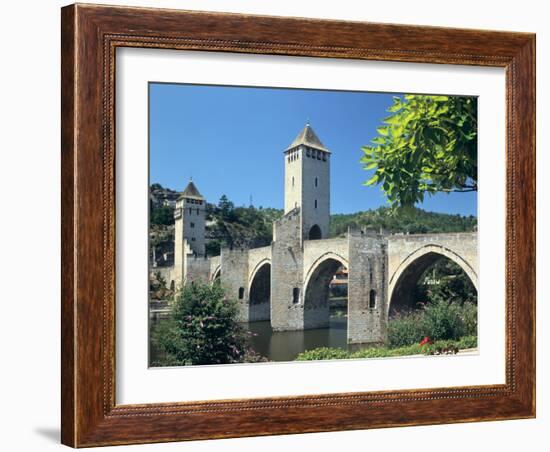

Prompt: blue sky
[{"left": 149, "top": 83, "right": 477, "bottom": 216}]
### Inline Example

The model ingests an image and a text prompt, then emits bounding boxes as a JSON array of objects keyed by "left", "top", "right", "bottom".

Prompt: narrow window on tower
[
  {"left": 369, "top": 289, "right": 377, "bottom": 309},
  {"left": 292, "top": 176, "right": 294, "bottom": 187},
  {"left": 292, "top": 288, "right": 300, "bottom": 304},
  {"left": 196, "top": 208, "right": 199, "bottom": 215},
  {"left": 315, "top": 177, "right": 318, "bottom": 187},
  {"left": 190, "top": 222, "right": 195, "bottom": 228},
  {"left": 315, "top": 199, "right": 318, "bottom": 209}
]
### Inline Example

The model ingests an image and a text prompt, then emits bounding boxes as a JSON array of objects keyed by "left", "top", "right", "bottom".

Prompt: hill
[{"left": 149, "top": 184, "right": 477, "bottom": 264}]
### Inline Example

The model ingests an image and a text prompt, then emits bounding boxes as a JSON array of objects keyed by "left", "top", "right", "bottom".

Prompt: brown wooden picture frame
[{"left": 61, "top": 3, "right": 536, "bottom": 447}]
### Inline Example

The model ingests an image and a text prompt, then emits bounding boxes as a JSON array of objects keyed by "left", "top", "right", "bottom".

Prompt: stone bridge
[
  {"left": 164, "top": 124, "right": 478, "bottom": 345},
  {"left": 196, "top": 224, "right": 477, "bottom": 344},
  {"left": 387, "top": 233, "right": 478, "bottom": 316}
]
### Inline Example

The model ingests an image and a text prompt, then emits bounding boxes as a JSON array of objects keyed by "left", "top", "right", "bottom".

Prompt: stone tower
[
  {"left": 173, "top": 180, "right": 206, "bottom": 284},
  {"left": 283, "top": 122, "right": 331, "bottom": 241}
]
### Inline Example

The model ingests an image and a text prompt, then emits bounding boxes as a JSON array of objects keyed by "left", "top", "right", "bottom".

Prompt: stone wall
[
  {"left": 184, "top": 253, "right": 211, "bottom": 284},
  {"left": 284, "top": 148, "right": 303, "bottom": 214},
  {"left": 271, "top": 209, "right": 305, "bottom": 330},
  {"left": 300, "top": 148, "right": 330, "bottom": 240},
  {"left": 347, "top": 230, "right": 388, "bottom": 344},
  {"left": 219, "top": 247, "right": 249, "bottom": 322},
  {"left": 152, "top": 266, "right": 175, "bottom": 291}
]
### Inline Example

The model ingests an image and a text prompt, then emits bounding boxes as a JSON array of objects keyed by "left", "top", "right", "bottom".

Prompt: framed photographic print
[{"left": 61, "top": 3, "right": 536, "bottom": 447}]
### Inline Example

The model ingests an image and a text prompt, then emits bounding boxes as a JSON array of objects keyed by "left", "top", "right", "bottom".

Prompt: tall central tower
[{"left": 284, "top": 122, "right": 330, "bottom": 241}]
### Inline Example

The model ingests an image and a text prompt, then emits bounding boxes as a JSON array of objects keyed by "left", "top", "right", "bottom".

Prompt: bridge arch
[
  {"left": 211, "top": 265, "right": 221, "bottom": 283},
  {"left": 248, "top": 259, "right": 271, "bottom": 322},
  {"left": 303, "top": 252, "right": 349, "bottom": 329},
  {"left": 308, "top": 224, "right": 322, "bottom": 240},
  {"left": 387, "top": 244, "right": 478, "bottom": 315}
]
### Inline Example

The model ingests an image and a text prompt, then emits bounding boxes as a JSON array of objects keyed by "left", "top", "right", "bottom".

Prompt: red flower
[{"left": 419, "top": 336, "right": 432, "bottom": 346}]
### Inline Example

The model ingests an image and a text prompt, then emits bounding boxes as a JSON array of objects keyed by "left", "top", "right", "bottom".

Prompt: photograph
[{"left": 148, "top": 83, "right": 479, "bottom": 367}]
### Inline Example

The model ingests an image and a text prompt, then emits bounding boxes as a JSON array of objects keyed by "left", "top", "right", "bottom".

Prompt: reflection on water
[
  {"left": 150, "top": 306, "right": 372, "bottom": 364},
  {"left": 246, "top": 310, "right": 354, "bottom": 362}
]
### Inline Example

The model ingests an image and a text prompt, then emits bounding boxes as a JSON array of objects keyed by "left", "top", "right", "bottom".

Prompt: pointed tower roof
[
  {"left": 178, "top": 180, "right": 204, "bottom": 200},
  {"left": 285, "top": 122, "right": 330, "bottom": 153}
]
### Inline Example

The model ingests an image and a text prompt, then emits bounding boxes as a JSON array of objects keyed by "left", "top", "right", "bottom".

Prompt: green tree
[
  {"left": 361, "top": 95, "right": 478, "bottom": 208},
  {"left": 150, "top": 204, "right": 174, "bottom": 226},
  {"left": 218, "top": 194, "right": 236, "bottom": 221},
  {"left": 154, "top": 282, "right": 250, "bottom": 365}
]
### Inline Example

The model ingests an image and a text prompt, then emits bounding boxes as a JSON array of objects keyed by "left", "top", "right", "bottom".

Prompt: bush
[
  {"left": 295, "top": 347, "right": 350, "bottom": 361},
  {"left": 387, "top": 311, "right": 425, "bottom": 347},
  {"left": 295, "top": 337, "right": 478, "bottom": 361},
  {"left": 387, "top": 300, "right": 477, "bottom": 347},
  {"left": 154, "top": 282, "right": 251, "bottom": 365},
  {"left": 423, "top": 336, "right": 477, "bottom": 355},
  {"left": 421, "top": 299, "right": 466, "bottom": 341}
]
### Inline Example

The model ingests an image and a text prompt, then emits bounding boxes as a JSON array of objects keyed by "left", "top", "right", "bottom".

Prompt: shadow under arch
[
  {"left": 387, "top": 245, "right": 478, "bottom": 315},
  {"left": 248, "top": 260, "right": 271, "bottom": 322},
  {"left": 303, "top": 253, "right": 349, "bottom": 330},
  {"left": 308, "top": 224, "right": 322, "bottom": 240}
]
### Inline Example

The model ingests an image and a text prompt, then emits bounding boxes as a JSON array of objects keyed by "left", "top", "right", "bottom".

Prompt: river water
[{"left": 150, "top": 304, "right": 373, "bottom": 364}]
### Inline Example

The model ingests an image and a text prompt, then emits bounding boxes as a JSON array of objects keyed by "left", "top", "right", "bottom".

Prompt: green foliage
[
  {"left": 387, "top": 300, "right": 478, "bottom": 348},
  {"left": 153, "top": 282, "right": 251, "bottom": 365},
  {"left": 217, "top": 194, "right": 236, "bottom": 221},
  {"left": 205, "top": 239, "right": 224, "bottom": 257},
  {"left": 361, "top": 95, "right": 478, "bottom": 209},
  {"left": 295, "top": 336, "right": 477, "bottom": 361},
  {"left": 330, "top": 206, "right": 476, "bottom": 237},
  {"left": 150, "top": 204, "right": 174, "bottom": 226},
  {"left": 422, "top": 335, "right": 477, "bottom": 355},
  {"left": 386, "top": 313, "right": 425, "bottom": 348},
  {"left": 417, "top": 259, "right": 478, "bottom": 306},
  {"left": 294, "top": 347, "right": 351, "bottom": 361},
  {"left": 421, "top": 300, "right": 477, "bottom": 341},
  {"left": 149, "top": 187, "right": 477, "bottom": 259},
  {"left": 205, "top": 196, "right": 282, "bottom": 254}
]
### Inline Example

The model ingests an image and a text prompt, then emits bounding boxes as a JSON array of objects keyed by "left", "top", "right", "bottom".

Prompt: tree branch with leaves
[{"left": 361, "top": 95, "right": 478, "bottom": 209}]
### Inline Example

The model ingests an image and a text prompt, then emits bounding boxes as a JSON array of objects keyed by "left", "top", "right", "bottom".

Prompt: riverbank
[{"left": 295, "top": 336, "right": 477, "bottom": 361}]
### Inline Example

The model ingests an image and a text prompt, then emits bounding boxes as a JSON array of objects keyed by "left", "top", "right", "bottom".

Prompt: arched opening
[
  {"left": 292, "top": 287, "right": 300, "bottom": 304},
  {"left": 389, "top": 251, "right": 477, "bottom": 317},
  {"left": 308, "top": 224, "right": 322, "bottom": 240},
  {"left": 248, "top": 262, "right": 271, "bottom": 322},
  {"left": 212, "top": 267, "right": 221, "bottom": 284},
  {"left": 369, "top": 289, "right": 376, "bottom": 309},
  {"left": 304, "top": 257, "right": 348, "bottom": 330}
]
